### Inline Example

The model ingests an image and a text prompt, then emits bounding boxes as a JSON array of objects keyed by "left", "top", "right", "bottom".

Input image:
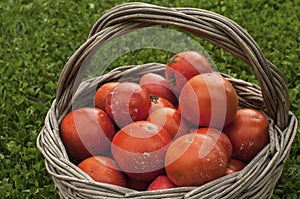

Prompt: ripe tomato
[
  {"left": 146, "top": 175, "right": 176, "bottom": 191},
  {"left": 224, "top": 108, "right": 270, "bottom": 162},
  {"left": 146, "top": 107, "right": 188, "bottom": 139},
  {"left": 179, "top": 73, "right": 238, "bottom": 129},
  {"left": 165, "top": 133, "right": 228, "bottom": 186},
  {"left": 111, "top": 121, "right": 172, "bottom": 182},
  {"left": 140, "top": 73, "right": 177, "bottom": 105},
  {"left": 94, "top": 82, "right": 119, "bottom": 110},
  {"left": 60, "top": 107, "right": 116, "bottom": 161},
  {"left": 78, "top": 156, "right": 127, "bottom": 187},
  {"left": 225, "top": 158, "right": 246, "bottom": 175},
  {"left": 165, "top": 51, "right": 212, "bottom": 94},
  {"left": 192, "top": 128, "right": 232, "bottom": 160},
  {"left": 105, "top": 82, "right": 151, "bottom": 128},
  {"left": 149, "top": 96, "right": 175, "bottom": 114}
]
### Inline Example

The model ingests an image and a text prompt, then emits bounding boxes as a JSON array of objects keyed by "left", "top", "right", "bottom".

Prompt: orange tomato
[
  {"left": 105, "top": 82, "right": 151, "bottom": 128},
  {"left": 224, "top": 108, "right": 269, "bottom": 162},
  {"left": 60, "top": 108, "right": 116, "bottom": 161},
  {"left": 146, "top": 175, "right": 176, "bottom": 191},
  {"left": 192, "top": 128, "right": 232, "bottom": 160},
  {"left": 147, "top": 107, "right": 188, "bottom": 139},
  {"left": 111, "top": 121, "right": 172, "bottom": 182},
  {"left": 78, "top": 156, "right": 127, "bottom": 187},
  {"left": 165, "top": 51, "right": 212, "bottom": 94},
  {"left": 94, "top": 82, "right": 119, "bottom": 110},
  {"left": 179, "top": 73, "right": 238, "bottom": 129},
  {"left": 165, "top": 133, "right": 228, "bottom": 186}
]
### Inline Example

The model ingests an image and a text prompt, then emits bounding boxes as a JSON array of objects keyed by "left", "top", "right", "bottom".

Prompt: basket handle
[{"left": 56, "top": 2, "right": 290, "bottom": 130}]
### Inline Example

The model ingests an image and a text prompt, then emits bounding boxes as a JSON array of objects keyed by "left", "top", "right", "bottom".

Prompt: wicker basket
[{"left": 37, "top": 2, "right": 298, "bottom": 199}]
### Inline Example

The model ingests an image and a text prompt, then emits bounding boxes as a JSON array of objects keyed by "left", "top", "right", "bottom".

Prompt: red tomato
[
  {"left": 105, "top": 82, "right": 151, "bottom": 128},
  {"left": 60, "top": 108, "right": 116, "bottom": 161},
  {"left": 165, "top": 133, "right": 228, "bottom": 186},
  {"left": 225, "top": 158, "right": 246, "bottom": 175},
  {"left": 78, "top": 156, "right": 127, "bottom": 187},
  {"left": 179, "top": 73, "right": 238, "bottom": 129},
  {"left": 165, "top": 51, "right": 212, "bottom": 94},
  {"left": 149, "top": 96, "right": 175, "bottom": 113},
  {"left": 94, "top": 82, "right": 119, "bottom": 110},
  {"left": 140, "top": 73, "right": 177, "bottom": 105},
  {"left": 127, "top": 177, "right": 150, "bottom": 191},
  {"left": 224, "top": 108, "right": 270, "bottom": 162},
  {"left": 111, "top": 121, "right": 172, "bottom": 182},
  {"left": 146, "top": 107, "right": 188, "bottom": 139},
  {"left": 192, "top": 128, "right": 232, "bottom": 160},
  {"left": 146, "top": 175, "right": 176, "bottom": 191}
]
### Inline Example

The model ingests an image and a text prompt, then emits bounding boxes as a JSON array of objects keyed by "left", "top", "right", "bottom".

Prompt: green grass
[{"left": 0, "top": 0, "right": 299, "bottom": 198}]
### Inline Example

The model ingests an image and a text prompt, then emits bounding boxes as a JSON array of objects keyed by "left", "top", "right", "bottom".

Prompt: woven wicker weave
[{"left": 37, "top": 2, "right": 298, "bottom": 199}]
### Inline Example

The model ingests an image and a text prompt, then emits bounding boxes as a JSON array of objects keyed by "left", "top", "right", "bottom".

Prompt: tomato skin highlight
[
  {"left": 224, "top": 108, "right": 270, "bottom": 162},
  {"left": 60, "top": 107, "right": 116, "bottom": 161},
  {"left": 165, "top": 133, "right": 228, "bottom": 186},
  {"left": 111, "top": 121, "right": 172, "bottom": 182},
  {"left": 78, "top": 156, "right": 127, "bottom": 187},
  {"left": 165, "top": 51, "right": 212, "bottom": 94},
  {"left": 179, "top": 73, "right": 238, "bottom": 129},
  {"left": 105, "top": 82, "right": 151, "bottom": 128}
]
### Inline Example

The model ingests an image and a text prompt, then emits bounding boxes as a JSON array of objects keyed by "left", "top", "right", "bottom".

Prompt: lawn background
[{"left": 0, "top": 0, "right": 299, "bottom": 198}]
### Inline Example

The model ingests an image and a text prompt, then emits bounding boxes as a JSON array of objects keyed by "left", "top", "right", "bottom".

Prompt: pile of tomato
[{"left": 60, "top": 51, "right": 270, "bottom": 191}]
